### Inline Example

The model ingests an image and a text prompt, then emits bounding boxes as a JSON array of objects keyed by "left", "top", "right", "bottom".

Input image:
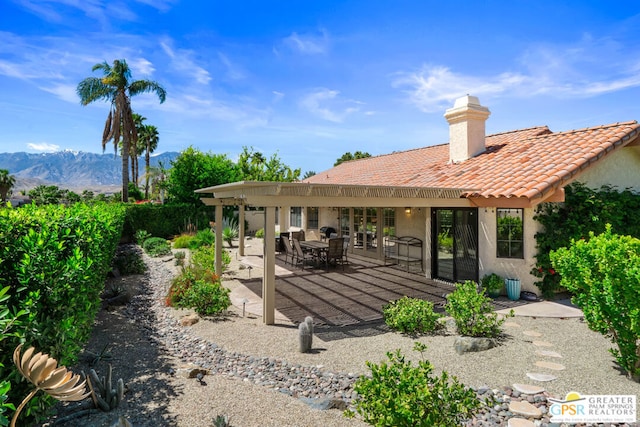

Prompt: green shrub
[
  {"left": 383, "top": 296, "right": 442, "bottom": 336},
  {"left": 122, "top": 203, "right": 215, "bottom": 241},
  {"left": 166, "top": 245, "right": 231, "bottom": 309},
  {"left": 255, "top": 228, "right": 264, "bottom": 238},
  {"left": 532, "top": 182, "right": 640, "bottom": 297},
  {"left": 173, "top": 234, "right": 194, "bottom": 249},
  {"left": 190, "top": 244, "right": 231, "bottom": 274},
  {"left": 480, "top": 273, "right": 503, "bottom": 297},
  {"left": 134, "top": 229, "right": 151, "bottom": 245},
  {"left": 180, "top": 279, "right": 231, "bottom": 316},
  {"left": 445, "top": 281, "right": 513, "bottom": 338},
  {"left": 551, "top": 225, "right": 640, "bottom": 380},
  {"left": 0, "top": 202, "right": 124, "bottom": 423},
  {"left": 346, "top": 342, "right": 482, "bottom": 426},
  {"left": 142, "top": 237, "right": 172, "bottom": 257},
  {"left": 167, "top": 266, "right": 196, "bottom": 307},
  {"left": 188, "top": 229, "right": 215, "bottom": 249}
]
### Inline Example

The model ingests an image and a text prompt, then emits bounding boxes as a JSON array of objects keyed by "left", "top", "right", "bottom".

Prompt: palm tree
[
  {"left": 0, "top": 169, "right": 16, "bottom": 202},
  {"left": 131, "top": 113, "right": 147, "bottom": 185},
  {"left": 141, "top": 124, "right": 159, "bottom": 199},
  {"left": 77, "top": 59, "right": 166, "bottom": 202}
]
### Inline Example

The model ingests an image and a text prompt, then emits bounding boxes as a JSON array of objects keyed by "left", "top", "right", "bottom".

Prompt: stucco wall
[
  {"left": 572, "top": 146, "right": 640, "bottom": 192},
  {"left": 478, "top": 208, "right": 539, "bottom": 294}
]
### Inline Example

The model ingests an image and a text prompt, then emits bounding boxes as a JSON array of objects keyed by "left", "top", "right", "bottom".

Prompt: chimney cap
[{"left": 453, "top": 95, "right": 482, "bottom": 108}]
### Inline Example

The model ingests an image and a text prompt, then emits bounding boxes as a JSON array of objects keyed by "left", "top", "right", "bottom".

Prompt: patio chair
[
  {"left": 341, "top": 236, "right": 350, "bottom": 266},
  {"left": 292, "top": 238, "right": 315, "bottom": 269},
  {"left": 281, "top": 236, "right": 295, "bottom": 265},
  {"left": 326, "top": 237, "right": 345, "bottom": 270}
]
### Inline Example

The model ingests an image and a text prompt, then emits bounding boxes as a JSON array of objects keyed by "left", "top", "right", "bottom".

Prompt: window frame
[
  {"left": 496, "top": 208, "right": 524, "bottom": 259},
  {"left": 290, "top": 207, "right": 302, "bottom": 228},
  {"left": 306, "top": 207, "right": 319, "bottom": 229}
]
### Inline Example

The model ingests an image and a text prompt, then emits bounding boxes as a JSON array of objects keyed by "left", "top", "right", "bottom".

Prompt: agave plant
[
  {"left": 222, "top": 218, "right": 239, "bottom": 247},
  {"left": 11, "top": 344, "right": 89, "bottom": 427}
]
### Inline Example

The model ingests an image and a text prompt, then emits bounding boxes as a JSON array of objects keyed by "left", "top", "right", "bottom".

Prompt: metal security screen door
[{"left": 432, "top": 208, "right": 478, "bottom": 283}]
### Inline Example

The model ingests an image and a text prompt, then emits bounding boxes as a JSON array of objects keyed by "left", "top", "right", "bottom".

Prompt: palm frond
[
  {"left": 128, "top": 80, "right": 167, "bottom": 103},
  {"left": 76, "top": 77, "right": 114, "bottom": 105}
]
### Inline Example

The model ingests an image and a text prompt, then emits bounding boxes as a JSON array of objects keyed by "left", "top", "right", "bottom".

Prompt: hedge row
[
  {"left": 121, "top": 203, "right": 215, "bottom": 241},
  {"left": 0, "top": 202, "right": 125, "bottom": 423}
]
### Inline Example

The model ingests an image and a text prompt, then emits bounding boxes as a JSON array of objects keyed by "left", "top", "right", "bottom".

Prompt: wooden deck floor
[{"left": 235, "top": 253, "right": 527, "bottom": 327}]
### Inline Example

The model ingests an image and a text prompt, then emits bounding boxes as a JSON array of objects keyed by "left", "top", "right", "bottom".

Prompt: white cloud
[
  {"left": 39, "top": 83, "right": 79, "bottom": 103},
  {"left": 272, "top": 91, "right": 284, "bottom": 103},
  {"left": 300, "top": 88, "right": 360, "bottom": 122},
  {"left": 160, "top": 38, "right": 211, "bottom": 85},
  {"left": 217, "top": 52, "right": 245, "bottom": 80},
  {"left": 129, "top": 57, "right": 155, "bottom": 76},
  {"left": 283, "top": 29, "right": 329, "bottom": 55},
  {"left": 27, "top": 142, "right": 60, "bottom": 152}
]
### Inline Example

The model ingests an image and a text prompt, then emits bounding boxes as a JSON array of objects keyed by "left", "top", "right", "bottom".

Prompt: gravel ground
[{"left": 43, "top": 240, "right": 639, "bottom": 426}]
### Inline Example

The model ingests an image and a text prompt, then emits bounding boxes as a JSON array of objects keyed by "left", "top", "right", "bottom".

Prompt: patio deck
[{"left": 230, "top": 252, "right": 528, "bottom": 327}]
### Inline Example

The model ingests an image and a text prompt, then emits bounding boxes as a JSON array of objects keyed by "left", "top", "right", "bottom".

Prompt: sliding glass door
[{"left": 432, "top": 208, "right": 478, "bottom": 282}]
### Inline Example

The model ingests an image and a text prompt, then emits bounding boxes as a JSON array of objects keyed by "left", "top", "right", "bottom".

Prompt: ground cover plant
[
  {"left": 346, "top": 342, "right": 483, "bottom": 426},
  {"left": 383, "top": 296, "right": 442, "bottom": 336},
  {"left": 445, "top": 281, "right": 513, "bottom": 338},
  {"left": 172, "top": 234, "right": 194, "bottom": 249},
  {"left": 551, "top": 225, "right": 640, "bottom": 380},
  {"left": 142, "top": 237, "right": 172, "bottom": 257}
]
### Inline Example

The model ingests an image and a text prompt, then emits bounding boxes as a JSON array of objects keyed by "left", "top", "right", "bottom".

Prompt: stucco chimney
[{"left": 444, "top": 95, "right": 491, "bottom": 163}]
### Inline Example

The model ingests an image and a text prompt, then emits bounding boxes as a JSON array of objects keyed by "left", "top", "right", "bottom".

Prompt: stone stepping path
[
  {"left": 508, "top": 418, "right": 535, "bottom": 427},
  {"left": 526, "top": 372, "right": 557, "bottom": 382},
  {"left": 522, "top": 330, "right": 542, "bottom": 337},
  {"left": 534, "top": 360, "right": 565, "bottom": 371},
  {"left": 509, "top": 400, "right": 542, "bottom": 418},
  {"left": 535, "top": 349, "right": 562, "bottom": 358},
  {"left": 503, "top": 321, "right": 521, "bottom": 328},
  {"left": 512, "top": 383, "right": 545, "bottom": 394},
  {"left": 531, "top": 340, "right": 553, "bottom": 347}
]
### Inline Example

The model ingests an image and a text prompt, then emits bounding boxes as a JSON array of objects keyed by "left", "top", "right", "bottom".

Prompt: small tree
[
  {"left": 551, "top": 225, "right": 640, "bottom": 380},
  {"left": 334, "top": 151, "right": 371, "bottom": 166},
  {"left": 0, "top": 170, "right": 15, "bottom": 203}
]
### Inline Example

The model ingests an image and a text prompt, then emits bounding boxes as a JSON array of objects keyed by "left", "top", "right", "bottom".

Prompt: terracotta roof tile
[{"left": 304, "top": 121, "right": 640, "bottom": 203}]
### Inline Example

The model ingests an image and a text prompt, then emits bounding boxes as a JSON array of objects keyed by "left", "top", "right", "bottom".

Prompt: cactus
[
  {"left": 86, "top": 364, "right": 125, "bottom": 411},
  {"left": 298, "top": 322, "right": 312, "bottom": 353},
  {"left": 213, "top": 414, "right": 230, "bottom": 427},
  {"left": 304, "top": 316, "right": 314, "bottom": 349}
]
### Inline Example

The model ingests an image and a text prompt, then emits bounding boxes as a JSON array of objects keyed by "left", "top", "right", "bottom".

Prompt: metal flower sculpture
[{"left": 11, "top": 344, "right": 89, "bottom": 427}]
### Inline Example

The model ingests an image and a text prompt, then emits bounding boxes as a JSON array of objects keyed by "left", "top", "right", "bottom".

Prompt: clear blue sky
[{"left": 2, "top": 1, "right": 640, "bottom": 174}]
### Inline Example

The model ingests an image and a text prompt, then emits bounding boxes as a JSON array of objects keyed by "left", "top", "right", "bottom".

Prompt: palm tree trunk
[
  {"left": 144, "top": 147, "right": 151, "bottom": 199},
  {"left": 122, "top": 139, "right": 129, "bottom": 202}
]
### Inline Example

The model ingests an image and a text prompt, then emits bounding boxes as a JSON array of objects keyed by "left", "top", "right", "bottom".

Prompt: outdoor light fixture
[{"left": 405, "top": 207, "right": 411, "bottom": 214}]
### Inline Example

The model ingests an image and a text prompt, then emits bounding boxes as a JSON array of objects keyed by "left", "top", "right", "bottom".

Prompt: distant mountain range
[{"left": 0, "top": 151, "right": 179, "bottom": 193}]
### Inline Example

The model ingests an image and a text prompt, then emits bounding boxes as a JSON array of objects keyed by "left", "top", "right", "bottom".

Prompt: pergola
[{"left": 195, "top": 181, "right": 477, "bottom": 325}]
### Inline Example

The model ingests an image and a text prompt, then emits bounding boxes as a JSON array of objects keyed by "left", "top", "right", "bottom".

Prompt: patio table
[{"left": 299, "top": 240, "right": 329, "bottom": 265}]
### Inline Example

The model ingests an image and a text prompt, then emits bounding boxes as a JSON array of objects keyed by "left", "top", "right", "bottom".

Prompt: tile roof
[{"left": 304, "top": 121, "right": 640, "bottom": 205}]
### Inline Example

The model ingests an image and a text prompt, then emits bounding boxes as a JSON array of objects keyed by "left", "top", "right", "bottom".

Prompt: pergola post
[
  {"left": 263, "top": 206, "right": 276, "bottom": 324},
  {"left": 279, "top": 206, "right": 287, "bottom": 233},
  {"left": 214, "top": 205, "right": 223, "bottom": 276},
  {"left": 238, "top": 205, "right": 245, "bottom": 257}
]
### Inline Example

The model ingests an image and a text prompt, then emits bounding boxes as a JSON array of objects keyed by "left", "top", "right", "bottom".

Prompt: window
[
  {"left": 383, "top": 208, "right": 395, "bottom": 237},
  {"left": 290, "top": 207, "right": 302, "bottom": 228},
  {"left": 497, "top": 208, "right": 523, "bottom": 258},
  {"left": 307, "top": 207, "right": 319, "bottom": 229}
]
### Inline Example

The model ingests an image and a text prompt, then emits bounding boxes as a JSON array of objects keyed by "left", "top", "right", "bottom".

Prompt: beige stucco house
[{"left": 196, "top": 95, "right": 640, "bottom": 324}]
